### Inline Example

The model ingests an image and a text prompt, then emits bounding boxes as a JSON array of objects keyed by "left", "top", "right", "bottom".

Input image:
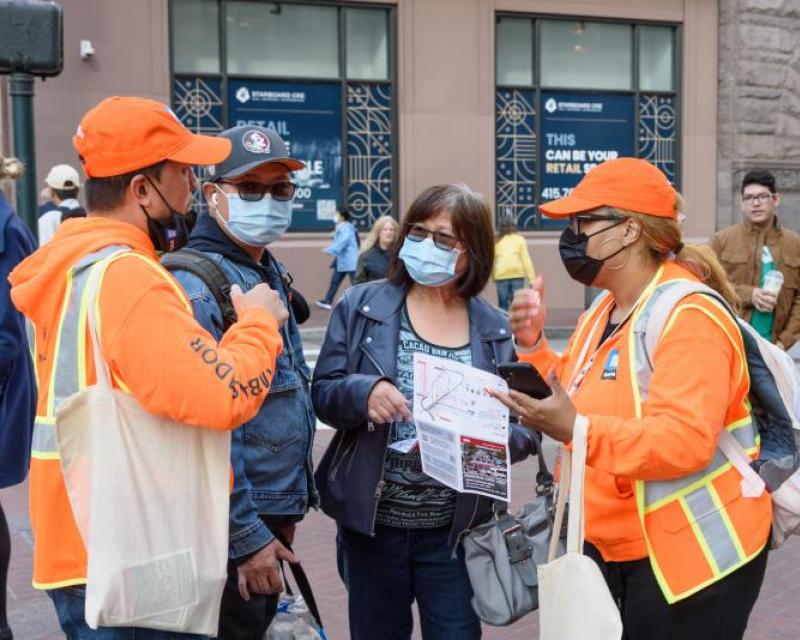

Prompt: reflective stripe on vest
[
  {"left": 629, "top": 278, "right": 762, "bottom": 603},
  {"left": 30, "top": 245, "right": 130, "bottom": 460}
]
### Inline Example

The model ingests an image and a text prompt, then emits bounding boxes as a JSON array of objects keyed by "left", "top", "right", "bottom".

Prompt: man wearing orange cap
[
  {"left": 488, "top": 158, "right": 771, "bottom": 639},
  {"left": 9, "top": 97, "right": 288, "bottom": 638}
]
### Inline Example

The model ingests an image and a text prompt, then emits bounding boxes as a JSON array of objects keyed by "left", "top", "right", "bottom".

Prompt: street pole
[{"left": 10, "top": 72, "right": 37, "bottom": 237}]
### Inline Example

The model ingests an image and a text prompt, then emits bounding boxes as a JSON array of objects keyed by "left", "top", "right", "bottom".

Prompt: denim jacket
[
  {"left": 324, "top": 221, "right": 359, "bottom": 272},
  {"left": 312, "top": 280, "right": 536, "bottom": 547},
  {"left": 171, "top": 214, "right": 318, "bottom": 559}
]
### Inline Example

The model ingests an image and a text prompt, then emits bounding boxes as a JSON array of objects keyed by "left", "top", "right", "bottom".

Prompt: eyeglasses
[
  {"left": 405, "top": 224, "right": 460, "bottom": 251},
  {"left": 742, "top": 193, "right": 774, "bottom": 205},
  {"left": 569, "top": 214, "right": 624, "bottom": 234},
  {"left": 219, "top": 180, "right": 296, "bottom": 202}
]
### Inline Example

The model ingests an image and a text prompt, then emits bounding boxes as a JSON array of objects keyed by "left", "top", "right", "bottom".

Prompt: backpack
[
  {"left": 639, "top": 280, "right": 800, "bottom": 548},
  {"left": 161, "top": 248, "right": 311, "bottom": 329},
  {"left": 161, "top": 248, "right": 238, "bottom": 330}
]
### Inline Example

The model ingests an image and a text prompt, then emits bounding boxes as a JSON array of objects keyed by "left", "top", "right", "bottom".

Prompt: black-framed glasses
[
  {"left": 405, "top": 223, "right": 460, "bottom": 251},
  {"left": 569, "top": 214, "right": 625, "bottom": 234},
  {"left": 220, "top": 180, "right": 296, "bottom": 202},
  {"left": 742, "top": 192, "right": 774, "bottom": 205}
]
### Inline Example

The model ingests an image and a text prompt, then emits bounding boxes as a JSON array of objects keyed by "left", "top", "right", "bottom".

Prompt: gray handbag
[{"left": 462, "top": 430, "right": 558, "bottom": 626}]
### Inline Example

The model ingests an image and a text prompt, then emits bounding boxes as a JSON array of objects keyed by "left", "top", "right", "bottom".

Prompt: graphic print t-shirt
[{"left": 374, "top": 307, "right": 472, "bottom": 529}]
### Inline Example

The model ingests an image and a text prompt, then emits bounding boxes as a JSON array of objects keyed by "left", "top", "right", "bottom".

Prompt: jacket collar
[{"left": 744, "top": 216, "right": 782, "bottom": 236}]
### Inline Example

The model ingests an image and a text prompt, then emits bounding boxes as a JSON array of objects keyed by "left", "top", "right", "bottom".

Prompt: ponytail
[{"left": 614, "top": 190, "right": 741, "bottom": 313}]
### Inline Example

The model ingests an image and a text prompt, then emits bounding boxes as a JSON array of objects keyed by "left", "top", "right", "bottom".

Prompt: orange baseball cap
[
  {"left": 73, "top": 96, "right": 232, "bottom": 178},
  {"left": 540, "top": 157, "right": 676, "bottom": 219}
]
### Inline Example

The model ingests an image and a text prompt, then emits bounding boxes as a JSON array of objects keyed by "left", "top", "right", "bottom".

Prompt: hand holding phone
[{"left": 496, "top": 362, "right": 552, "bottom": 400}]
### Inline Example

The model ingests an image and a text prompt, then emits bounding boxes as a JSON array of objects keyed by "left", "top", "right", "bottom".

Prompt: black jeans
[
  {"left": 217, "top": 557, "right": 279, "bottom": 640},
  {"left": 585, "top": 542, "right": 768, "bottom": 640},
  {"left": 322, "top": 269, "right": 354, "bottom": 304}
]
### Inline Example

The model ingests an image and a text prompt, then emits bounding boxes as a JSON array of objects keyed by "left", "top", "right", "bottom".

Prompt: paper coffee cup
[{"left": 764, "top": 270, "right": 784, "bottom": 295}]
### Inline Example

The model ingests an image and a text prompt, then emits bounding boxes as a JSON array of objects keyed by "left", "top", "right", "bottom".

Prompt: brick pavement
[{"left": 5, "top": 427, "right": 800, "bottom": 639}]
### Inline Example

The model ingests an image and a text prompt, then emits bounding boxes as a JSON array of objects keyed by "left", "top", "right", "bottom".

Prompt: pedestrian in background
[
  {"left": 37, "top": 164, "right": 86, "bottom": 245},
  {"left": 317, "top": 209, "right": 359, "bottom": 309},
  {"left": 710, "top": 169, "right": 800, "bottom": 349},
  {"left": 312, "top": 184, "right": 536, "bottom": 640},
  {"left": 354, "top": 215, "right": 398, "bottom": 284},
  {"left": 492, "top": 216, "right": 535, "bottom": 310},
  {"left": 0, "top": 156, "right": 37, "bottom": 640}
]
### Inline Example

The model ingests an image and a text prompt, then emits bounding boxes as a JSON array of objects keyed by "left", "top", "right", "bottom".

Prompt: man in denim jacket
[{"left": 170, "top": 126, "right": 317, "bottom": 639}]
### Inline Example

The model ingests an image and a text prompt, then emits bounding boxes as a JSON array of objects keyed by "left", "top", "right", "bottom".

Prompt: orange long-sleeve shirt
[
  {"left": 521, "top": 262, "right": 766, "bottom": 562},
  {"left": 10, "top": 216, "right": 283, "bottom": 588}
]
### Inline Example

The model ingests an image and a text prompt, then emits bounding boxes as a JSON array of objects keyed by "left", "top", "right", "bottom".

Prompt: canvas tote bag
[
  {"left": 55, "top": 254, "right": 231, "bottom": 634},
  {"left": 537, "top": 418, "right": 623, "bottom": 640}
]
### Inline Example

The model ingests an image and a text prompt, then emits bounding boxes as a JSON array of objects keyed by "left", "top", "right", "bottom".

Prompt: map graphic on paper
[{"left": 413, "top": 353, "right": 511, "bottom": 500}]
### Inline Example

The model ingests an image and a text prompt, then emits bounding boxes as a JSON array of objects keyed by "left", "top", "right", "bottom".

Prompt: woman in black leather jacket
[{"left": 312, "top": 184, "right": 535, "bottom": 640}]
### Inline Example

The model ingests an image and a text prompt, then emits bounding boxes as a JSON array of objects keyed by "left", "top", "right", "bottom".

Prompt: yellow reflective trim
[
  {"left": 728, "top": 416, "right": 751, "bottom": 431},
  {"left": 31, "top": 451, "right": 60, "bottom": 460},
  {"left": 678, "top": 495, "right": 721, "bottom": 574},
  {"left": 707, "top": 482, "right": 747, "bottom": 562},
  {"left": 35, "top": 415, "right": 55, "bottom": 424},
  {"left": 47, "top": 272, "right": 75, "bottom": 415},
  {"left": 77, "top": 271, "right": 93, "bottom": 388},
  {"left": 635, "top": 479, "right": 677, "bottom": 602},
  {"left": 643, "top": 461, "right": 734, "bottom": 513},
  {"left": 32, "top": 577, "right": 86, "bottom": 590}
]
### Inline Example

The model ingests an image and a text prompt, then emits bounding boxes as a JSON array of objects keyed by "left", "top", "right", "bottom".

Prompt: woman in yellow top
[{"left": 493, "top": 217, "right": 535, "bottom": 310}]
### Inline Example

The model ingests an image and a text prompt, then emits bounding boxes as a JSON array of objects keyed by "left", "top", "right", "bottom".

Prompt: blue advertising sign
[
  {"left": 539, "top": 92, "right": 635, "bottom": 223},
  {"left": 228, "top": 80, "right": 343, "bottom": 231}
]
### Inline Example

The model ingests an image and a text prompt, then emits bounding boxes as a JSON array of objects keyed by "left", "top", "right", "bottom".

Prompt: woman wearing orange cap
[{"left": 488, "top": 158, "right": 771, "bottom": 639}]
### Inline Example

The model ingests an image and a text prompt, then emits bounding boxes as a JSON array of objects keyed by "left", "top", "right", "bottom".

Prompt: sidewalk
[{"left": 5, "top": 427, "right": 800, "bottom": 639}]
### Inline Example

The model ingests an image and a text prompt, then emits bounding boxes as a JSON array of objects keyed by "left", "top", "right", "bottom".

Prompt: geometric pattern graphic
[
  {"left": 346, "top": 82, "right": 394, "bottom": 230},
  {"left": 638, "top": 94, "right": 677, "bottom": 184},
  {"left": 172, "top": 76, "right": 225, "bottom": 134},
  {"left": 495, "top": 89, "right": 537, "bottom": 230},
  {"left": 172, "top": 76, "right": 225, "bottom": 215}
]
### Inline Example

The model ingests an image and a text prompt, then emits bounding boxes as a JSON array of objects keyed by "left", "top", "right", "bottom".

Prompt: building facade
[{"left": 1, "top": 0, "right": 797, "bottom": 321}]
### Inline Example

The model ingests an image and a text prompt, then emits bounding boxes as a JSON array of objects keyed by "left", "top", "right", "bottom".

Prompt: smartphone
[{"left": 496, "top": 362, "right": 552, "bottom": 400}]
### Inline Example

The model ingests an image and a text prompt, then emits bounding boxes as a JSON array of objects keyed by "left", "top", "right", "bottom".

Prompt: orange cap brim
[
  {"left": 539, "top": 194, "right": 606, "bottom": 219},
  {"left": 168, "top": 134, "right": 232, "bottom": 166}
]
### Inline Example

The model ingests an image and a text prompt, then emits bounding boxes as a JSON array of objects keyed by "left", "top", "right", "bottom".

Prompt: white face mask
[{"left": 212, "top": 186, "right": 293, "bottom": 246}]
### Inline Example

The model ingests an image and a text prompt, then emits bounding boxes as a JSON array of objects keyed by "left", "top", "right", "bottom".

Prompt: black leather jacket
[{"left": 312, "top": 280, "right": 536, "bottom": 547}]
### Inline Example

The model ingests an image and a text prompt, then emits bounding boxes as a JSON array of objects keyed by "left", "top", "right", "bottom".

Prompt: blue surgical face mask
[
  {"left": 399, "top": 236, "right": 463, "bottom": 287},
  {"left": 213, "top": 186, "right": 293, "bottom": 247}
]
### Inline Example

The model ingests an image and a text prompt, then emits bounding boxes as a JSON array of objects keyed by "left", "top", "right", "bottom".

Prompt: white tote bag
[
  {"left": 55, "top": 256, "right": 231, "bottom": 634},
  {"left": 537, "top": 419, "right": 623, "bottom": 640}
]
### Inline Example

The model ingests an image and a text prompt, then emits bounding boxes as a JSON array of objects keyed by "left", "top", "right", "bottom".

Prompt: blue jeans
[
  {"left": 322, "top": 269, "right": 354, "bottom": 304},
  {"left": 336, "top": 524, "right": 481, "bottom": 640},
  {"left": 48, "top": 586, "right": 209, "bottom": 640},
  {"left": 495, "top": 278, "right": 525, "bottom": 311}
]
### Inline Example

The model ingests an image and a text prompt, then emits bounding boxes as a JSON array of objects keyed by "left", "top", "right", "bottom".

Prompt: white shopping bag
[
  {"left": 55, "top": 256, "right": 231, "bottom": 634},
  {"left": 537, "top": 419, "right": 623, "bottom": 640}
]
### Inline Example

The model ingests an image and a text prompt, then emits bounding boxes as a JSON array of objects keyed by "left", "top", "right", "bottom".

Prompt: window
[
  {"left": 170, "top": 2, "right": 396, "bottom": 232},
  {"left": 171, "top": 0, "right": 219, "bottom": 74},
  {"left": 540, "top": 20, "right": 632, "bottom": 90},
  {"left": 639, "top": 26, "right": 675, "bottom": 92},
  {"left": 496, "top": 17, "right": 533, "bottom": 86},
  {"left": 226, "top": 2, "right": 339, "bottom": 78},
  {"left": 495, "top": 16, "right": 679, "bottom": 230},
  {"left": 346, "top": 8, "right": 389, "bottom": 81}
]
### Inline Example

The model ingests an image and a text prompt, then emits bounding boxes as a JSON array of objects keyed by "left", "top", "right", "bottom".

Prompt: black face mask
[
  {"left": 558, "top": 220, "right": 627, "bottom": 287},
  {"left": 140, "top": 177, "right": 191, "bottom": 253}
]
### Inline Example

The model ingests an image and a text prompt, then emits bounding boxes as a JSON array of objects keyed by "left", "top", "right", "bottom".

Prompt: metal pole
[{"left": 9, "top": 72, "right": 37, "bottom": 237}]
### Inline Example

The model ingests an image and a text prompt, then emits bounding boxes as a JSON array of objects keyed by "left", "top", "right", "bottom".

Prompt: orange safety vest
[
  {"left": 565, "top": 267, "right": 771, "bottom": 603},
  {"left": 27, "top": 246, "right": 178, "bottom": 589}
]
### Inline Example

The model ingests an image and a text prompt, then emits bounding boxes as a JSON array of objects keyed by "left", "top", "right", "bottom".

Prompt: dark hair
[
  {"left": 53, "top": 187, "right": 79, "bottom": 200},
  {"left": 84, "top": 161, "right": 166, "bottom": 212},
  {"left": 497, "top": 216, "right": 518, "bottom": 237},
  {"left": 387, "top": 184, "right": 494, "bottom": 299},
  {"left": 742, "top": 169, "right": 777, "bottom": 195},
  {"left": 338, "top": 208, "right": 351, "bottom": 222}
]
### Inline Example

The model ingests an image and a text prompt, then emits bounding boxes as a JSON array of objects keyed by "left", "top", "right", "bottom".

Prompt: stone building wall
[{"left": 717, "top": 0, "right": 800, "bottom": 233}]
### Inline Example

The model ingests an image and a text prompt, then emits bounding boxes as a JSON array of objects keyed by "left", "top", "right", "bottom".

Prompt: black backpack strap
[
  {"left": 276, "top": 538, "right": 324, "bottom": 631},
  {"left": 161, "top": 248, "right": 238, "bottom": 330}
]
